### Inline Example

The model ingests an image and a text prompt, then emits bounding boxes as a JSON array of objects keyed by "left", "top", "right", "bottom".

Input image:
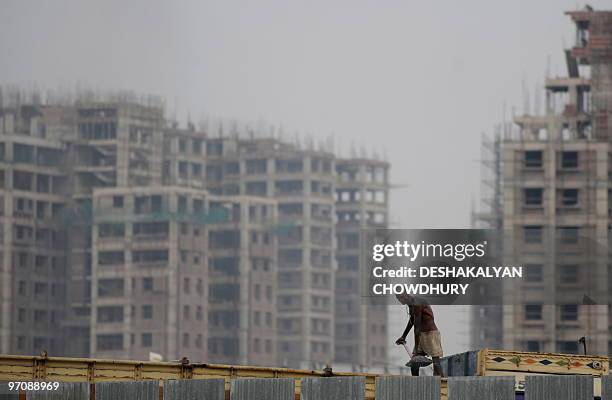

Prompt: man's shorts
[{"left": 415, "top": 330, "right": 443, "bottom": 358}]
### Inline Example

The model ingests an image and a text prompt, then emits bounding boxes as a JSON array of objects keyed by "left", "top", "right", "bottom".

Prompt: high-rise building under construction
[
  {"left": 473, "top": 7, "right": 612, "bottom": 356},
  {"left": 0, "top": 93, "right": 390, "bottom": 369}
]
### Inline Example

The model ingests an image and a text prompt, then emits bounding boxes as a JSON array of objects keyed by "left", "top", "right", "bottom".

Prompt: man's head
[{"left": 395, "top": 293, "right": 414, "bottom": 305}]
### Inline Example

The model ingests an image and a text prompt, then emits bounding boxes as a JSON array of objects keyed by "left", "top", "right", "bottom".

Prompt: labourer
[{"left": 395, "top": 293, "right": 445, "bottom": 376}]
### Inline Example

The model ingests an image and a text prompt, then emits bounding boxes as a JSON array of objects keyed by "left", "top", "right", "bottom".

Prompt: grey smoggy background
[
  {"left": 3, "top": 0, "right": 611, "bottom": 358},
  {"left": 363, "top": 229, "right": 609, "bottom": 306}
]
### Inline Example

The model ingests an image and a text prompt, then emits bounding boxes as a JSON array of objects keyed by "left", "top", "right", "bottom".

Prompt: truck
[{"left": 0, "top": 350, "right": 608, "bottom": 399}]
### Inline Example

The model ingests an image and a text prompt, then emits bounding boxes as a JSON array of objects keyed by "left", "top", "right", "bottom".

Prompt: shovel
[{"left": 402, "top": 342, "right": 433, "bottom": 368}]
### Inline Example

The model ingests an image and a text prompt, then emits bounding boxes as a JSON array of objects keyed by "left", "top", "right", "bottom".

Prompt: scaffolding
[{"left": 472, "top": 8, "right": 612, "bottom": 354}]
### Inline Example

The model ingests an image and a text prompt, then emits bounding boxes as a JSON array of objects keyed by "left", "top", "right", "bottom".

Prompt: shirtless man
[{"left": 395, "top": 293, "right": 445, "bottom": 377}]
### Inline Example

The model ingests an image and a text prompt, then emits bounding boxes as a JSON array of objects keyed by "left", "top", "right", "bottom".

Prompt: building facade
[
  {"left": 0, "top": 105, "right": 72, "bottom": 356},
  {"left": 206, "top": 195, "right": 278, "bottom": 366},
  {"left": 203, "top": 137, "right": 337, "bottom": 368},
  {"left": 473, "top": 7, "right": 612, "bottom": 356},
  {"left": 0, "top": 93, "right": 390, "bottom": 369},
  {"left": 335, "top": 158, "right": 389, "bottom": 371},
  {"left": 90, "top": 186, "right": 278, "bottom": 365},
  {"left": 63, "top": 101, "right": 167, "bottom": 357}
]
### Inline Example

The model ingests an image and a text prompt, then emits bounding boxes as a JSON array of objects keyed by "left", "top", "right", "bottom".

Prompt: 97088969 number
[{"left": 8, "top": 381, "right": 60, "bottom": 391}]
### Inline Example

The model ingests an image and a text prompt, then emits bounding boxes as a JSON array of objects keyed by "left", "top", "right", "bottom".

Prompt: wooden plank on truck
[{"left": 480, "top": 349, "right": 608, "bottom": 376}]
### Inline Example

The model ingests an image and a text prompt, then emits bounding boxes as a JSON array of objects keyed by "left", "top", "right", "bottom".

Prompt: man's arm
[{"left": 395, "top": 315, "right": 414, "bottom": 345}]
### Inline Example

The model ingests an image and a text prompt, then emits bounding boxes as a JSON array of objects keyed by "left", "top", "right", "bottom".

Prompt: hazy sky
[{"left": 1, "top": 0, "right": 608, "bottom": 358}]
